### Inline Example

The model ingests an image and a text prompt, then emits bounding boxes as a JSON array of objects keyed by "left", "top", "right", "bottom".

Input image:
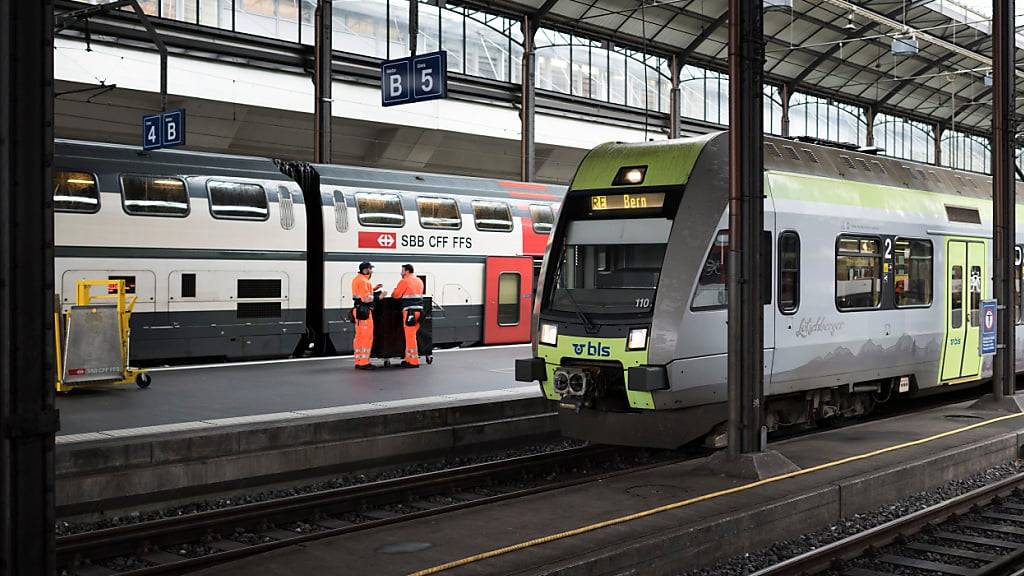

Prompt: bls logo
[{"left": 572, "top": 341, "right": 610, "bottom": 357}]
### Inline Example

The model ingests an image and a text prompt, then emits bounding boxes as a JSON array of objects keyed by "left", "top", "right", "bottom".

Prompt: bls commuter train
[
  {"left": 54, "top": 140, "right": 563, "bottom": 363},
  {"left": 516, "top": 132, "right": 1024, "bottom": 449}
]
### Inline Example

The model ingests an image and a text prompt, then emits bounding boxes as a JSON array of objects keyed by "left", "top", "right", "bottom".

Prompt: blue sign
[
  {"left": 381, "top": 51, "right": 447, "bottom": 107},
  {"left": 142, "top": 108, "right": 186, "bottom": 151},
  {"left": 142, "top": 114, "right": 162, "bottom": 150},
  {"left": 980, "top": 299, "right": 997, "bottom": 356}
]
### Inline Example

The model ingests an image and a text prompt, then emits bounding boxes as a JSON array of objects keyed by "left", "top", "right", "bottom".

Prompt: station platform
[
  {"left": 55, "top": 345, "right": 557, "bottom": 515},
  {"left": 190, "top": 398, "right": 1024, "bottom": 576},
  {"left": 57, "top": 344, "right": 535, "bottom": 438}
]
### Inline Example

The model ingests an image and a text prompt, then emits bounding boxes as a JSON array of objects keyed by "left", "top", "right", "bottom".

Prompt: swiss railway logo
[{"left": 359, "top": 232, "right": 397, "bottom": 250}]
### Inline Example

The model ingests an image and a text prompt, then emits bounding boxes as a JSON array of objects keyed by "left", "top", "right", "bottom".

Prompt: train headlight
[
  {"left": 627, "top": 328, "right": 649, "bottom": 351},
  {"left": 540, "top": 323, "right": 558, "bottom": 346}
]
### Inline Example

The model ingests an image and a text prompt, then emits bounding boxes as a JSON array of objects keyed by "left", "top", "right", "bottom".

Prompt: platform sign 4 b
[
  {"left": 142, "top": 109, "right": 186, "bottom": 151},
  {"left": 381, "top": 51, "right": 447, "bottom": 107},
  {"left": 980, "top": 299, "right": 997, "bottom": 356}
]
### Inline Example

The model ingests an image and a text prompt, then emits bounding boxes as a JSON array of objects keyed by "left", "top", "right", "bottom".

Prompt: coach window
[
  {"left": 497, "top": 272, "right": 521, "bottom": 325},
  {"left": 207, "top": 181, "right": 269, "bottom": 221},
  {"left": 121, "top": 175, "right": 189, "bottom": 217},
  {"left": 778, "top": 231, "right": 799, "bottom": 314},
  {"left": 530, "top": 205, "right": 554, "bottom": 234},
  {"left": 893, "top": 238, "right": 933, "bottom": 307},
  {"left": 417, "top": 197, "right": 461, "bottom": 230},
  {"left": 333, "top": 190, "right": 349, "bottom": 233},
  {"left": 836, "top": 236, "right": 882, "bottom": 311},
  {"left": 969, "top": 265, "right": 982, "bottom": 326},
  {"left": 472, "top": 200, "right": 513, "bottom": 232},
  {"left": 356, "top": 192, "right": 404, "bottom": 227},
  {"left": 54, "top": 171, "right": 100, "bottom": 213},
  {"left": 692, "top": 231, "right": 729, "bottom": 310}
]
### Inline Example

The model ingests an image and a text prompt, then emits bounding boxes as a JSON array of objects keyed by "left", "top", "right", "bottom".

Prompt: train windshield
[{"left": 548, "top": 243, "right": 667, "bottom": 316}]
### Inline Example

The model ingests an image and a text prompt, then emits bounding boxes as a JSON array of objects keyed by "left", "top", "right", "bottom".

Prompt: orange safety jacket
[
  {"left": 391, "top": 275, "right": 424, "bottom": 301},
  {"left": 352, "top": 273, "right": 374, "bottom": 303}
]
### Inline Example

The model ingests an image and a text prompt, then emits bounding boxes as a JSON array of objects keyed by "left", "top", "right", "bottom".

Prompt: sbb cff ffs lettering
[{"left": 401, "top": 235, "right": 472, "bottom": 249}]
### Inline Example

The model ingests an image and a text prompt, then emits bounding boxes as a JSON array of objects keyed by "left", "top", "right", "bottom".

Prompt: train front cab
[{"left": 516, "top": 136, "right": 724, "bottom": 448}]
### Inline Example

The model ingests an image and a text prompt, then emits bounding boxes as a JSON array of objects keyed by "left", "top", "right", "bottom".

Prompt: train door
[
  {"left": 941, "top": 239, "right": 985, "bottom": 382},
  {"left": 483, "top": 256, "right": 533, "bottom": 344}
]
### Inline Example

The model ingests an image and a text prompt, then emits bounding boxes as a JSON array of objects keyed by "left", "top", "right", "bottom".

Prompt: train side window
[
  {"left": 692, "top": 231, "right": 729, "bottom": 310},
  {"left": 417, "top": 197, "right": 461, "bottom": 230},
  {"left": 969, "top": 265, "right": 982, "bottom": 326},
  {"left": 497, "top": 272, "right": 521, "bottom": 325},
  {"left": 356, "top": 192, "right": 404, "bottom": 227},
  {"left": 278, "top": 185, "right": 295, "bottom": 230},
  {"left": 333, "top": 190, "right": 349, "bottom": 233},
  {"left": 121, "top": 175, "right": 189, "bottom": 217},
  {"left": 893, "top": 238, "right": 932, "bottom": 308},
  {"left": 207, "top": 181, "right": 269, "bottom": 221},
  {"left": 951, "top": 265, "right": 963, "bottom": 329},
  {"left": 54, "top": 171, "right": 100, "bottom": 213},
  {"left": 778, "top": 231, "right": 799, "bottom": 314},
  {"left": 181, "top": 273, "right": 196, "bottom": 298},
  {"left": 835, "top": 236, "right": 882, "bottom": 311},
  {"left": 529, "top": 205, "right": 554, "bottom": 234},
  {"left": 472, "top": 200, "right": 513, "bottom": 232}
]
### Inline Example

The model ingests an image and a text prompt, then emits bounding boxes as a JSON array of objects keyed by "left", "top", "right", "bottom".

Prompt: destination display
[{"left": 589, "top": 192, "right": 665, "bottom": 212}]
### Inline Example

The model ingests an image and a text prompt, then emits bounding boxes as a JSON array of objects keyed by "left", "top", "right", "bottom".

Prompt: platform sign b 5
[{"left": 381, "top": 51, "right": 447, "bottom": 107}]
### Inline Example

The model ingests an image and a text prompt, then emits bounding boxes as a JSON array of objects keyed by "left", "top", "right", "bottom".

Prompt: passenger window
[
  {"left": 530, "top": 204, "right": 554, "bottom": 234},
  {"left": 278, "top": 185, "right": 295, "bottom": 230},
  {"left": 107, "top": 275, "right": 136, "bottom": 294},
  {"left": 692, "top": 231, "right": 729, "bottom": 310},
  {"left": 333, "top": 190, "right": 349, "bottom": 233},
  {"left": 893, "top": 238, "right": 933, "bottom": 307},
  {"left": 356, "top": 192, "right": 404, "bottom": 227},
  {"left": 951, "top": 265, "right": 963, "bottom": 329},
  {"left": 836, "top": 236, "right": 882, "bottom": 310},
  {"left": 778, "top": 231, "right": 799, "bottom": 314},
  {"left": 181, "top": 273, "right": 196, "bottom": 298},
  {"left": 54, "top": 171, "right": 100, "bottom": 213},
  {"left": 969, "top": 265, "right": 982, "bottom": 326},
  {"left": 497, "top": 272, "right": 521, "bottom": 325},
  {"left": 207, "top": 181, "right": 269, "bottom": 221},
  {"left": 472, "top": 200, "right": 513, "bottom": 232},
  {"left": 417, "top": 197, "right": 461, "bottom": 230},
  {"left": 121, "top": 175, "right": 188, "bottom": 217}
]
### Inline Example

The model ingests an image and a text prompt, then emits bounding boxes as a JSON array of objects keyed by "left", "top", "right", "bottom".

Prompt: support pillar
[
  {"left": 974, "top": 0, "right": 1023, "bottom": 412},
  {"left": 669, "top": 53, "right": 681, "bottom": 139},
  {"left": 314, "top": 0, "right": 332, "bottom": 163},
  {"left": 0, "top": 0, "right": 58, "bottom": 574},
  {"left": 520, "top": 15, "right": 536, "bottom": 182},
  {"left": 864, "top": 106, "right": 875, "bottom": 148},
  {"left": 706, "top": 0, "right": 798, "bottom": 479},
  {"left": 409, "top": 0, "right": 418, "bottom": 56},
  {"left": 934, "top": 123, "right": 943, "bottom": 166},
  {"left": 780, "top": 83, "right": 791, "bottom": 138}
]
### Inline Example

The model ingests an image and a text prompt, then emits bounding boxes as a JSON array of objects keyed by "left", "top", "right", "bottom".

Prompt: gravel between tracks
[
  {"left": 56, "top": 438, "right": 585, "bottom": 536},
  {"left": 683, "top": 460, "right": 1024, "bottom": 576}
]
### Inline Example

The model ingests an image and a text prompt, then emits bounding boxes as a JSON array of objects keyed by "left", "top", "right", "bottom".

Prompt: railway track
[
  {"left": 59, "top": 445, "right": 689, "bottom": 575},
  {"left": 753, "top": 472, "right": 1024, "bottom": 576}
]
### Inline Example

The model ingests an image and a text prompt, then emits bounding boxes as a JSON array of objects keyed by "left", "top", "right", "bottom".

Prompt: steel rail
[{"left": 751, "top": 471, "right": 1024, "bottom": 576}]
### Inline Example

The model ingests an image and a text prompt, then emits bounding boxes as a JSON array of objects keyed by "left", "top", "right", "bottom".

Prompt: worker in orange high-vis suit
[
  {"left": 391, "top": 263, "right": 425, "bottom": 368},
  {"left": 351, "top": 261, "right": 383, "bottom": 370}
]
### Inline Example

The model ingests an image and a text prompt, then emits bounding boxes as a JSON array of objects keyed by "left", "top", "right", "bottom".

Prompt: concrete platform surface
[
  {"left": 191, "top": 401, "right": 1024, "bottom": 576},
  {"left": 57, "top": 344, "right": 533, "bottom": 436}
]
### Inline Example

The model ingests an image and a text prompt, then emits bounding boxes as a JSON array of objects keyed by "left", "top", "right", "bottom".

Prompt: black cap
[{"left": 359, "top": 261, "right": 373, "bottom": 272}]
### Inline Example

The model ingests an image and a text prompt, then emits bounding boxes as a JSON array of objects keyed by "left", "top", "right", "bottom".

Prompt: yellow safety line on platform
[{"left": 408, "top": 411, "right": 1024, "bottom": 576}]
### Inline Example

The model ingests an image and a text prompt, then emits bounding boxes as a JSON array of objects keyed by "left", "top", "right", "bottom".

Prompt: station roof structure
[{"left": 482, "top": 0, "right": 1018, "bottom": 134}]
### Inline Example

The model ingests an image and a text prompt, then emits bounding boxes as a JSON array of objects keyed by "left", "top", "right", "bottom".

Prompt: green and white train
[{"left": 516, "top": 132, "right": 1023, "bottom": 449}]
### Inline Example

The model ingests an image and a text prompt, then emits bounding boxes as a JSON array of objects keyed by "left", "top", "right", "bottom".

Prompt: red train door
[{"left": 483, "top": 256, "right": 534, "bottom": 344}]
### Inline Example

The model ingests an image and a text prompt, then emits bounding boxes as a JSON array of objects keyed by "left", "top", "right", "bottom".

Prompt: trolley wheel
[
  {"left": 426, "top": 356, "right": 433, "bottom": 365},
  {"left": 135, "top": 373, "right": 152, "bottom": 389},
  {"left": 383, "top": 360, "right": 391, "bottom": 368}
]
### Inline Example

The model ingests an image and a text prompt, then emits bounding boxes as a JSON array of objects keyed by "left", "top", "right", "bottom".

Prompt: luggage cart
[
  {"left": 370, "top": 296, "right": 434, "bottom": 367},
  {"left": 55, "top": 279, "right": 151, "bottom": 393}
]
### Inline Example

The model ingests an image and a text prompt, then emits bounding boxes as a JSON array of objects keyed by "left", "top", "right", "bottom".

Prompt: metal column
[
  {"left": 727, "top": 0, "right": 765, "bottom": 456},
  {"left": 780, "top": 83, "right": 791, "bottom": 138},
  {"left": 669, "top": 54, "right": 681, "bottom": 139},
  {"left": 409, "top": 0, "right": 419, "bottom": 56},
  {"left": 0, "top": 0, "right": 58, "bottom": 575},
  {"left": 992, "top": 0, "right": 1016, "bottom": 400},
  {"left": 934, "top": 123, "right": 943, "bottom": 166},
  {"left": 864, "top": 106, "right": 875, "bottom": 148},
  {"left": 314, "top": 0, "right": 332, "bottom": 163},
  {"left": 520, "top": 15, "right": 536, "bottom": 182}
]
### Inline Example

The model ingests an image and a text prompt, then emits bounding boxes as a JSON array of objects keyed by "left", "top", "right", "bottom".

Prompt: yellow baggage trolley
[{"left": 55, "top": 279, "right": 151, "bottom": 393}]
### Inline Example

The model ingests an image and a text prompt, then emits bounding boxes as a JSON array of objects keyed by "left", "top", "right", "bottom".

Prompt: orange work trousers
[
  {"left": 353, "top": 314, "right": 374, "bottom": 366},
  {"left": 403, "top": 310, "right": 421, "bottom": 366}
]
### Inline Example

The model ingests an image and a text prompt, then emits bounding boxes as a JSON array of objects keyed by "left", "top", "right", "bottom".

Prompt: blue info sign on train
[
  {"left": 980, "top": 299, "right": 997, "bottom": 356},
  {"left": 381, "top": 50, "right": 447, "bottom": 107}
]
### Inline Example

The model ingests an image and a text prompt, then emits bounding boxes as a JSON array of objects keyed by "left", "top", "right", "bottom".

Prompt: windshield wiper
[{"left": 562, "top": 289, "right": 601, "bottom": 334}]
